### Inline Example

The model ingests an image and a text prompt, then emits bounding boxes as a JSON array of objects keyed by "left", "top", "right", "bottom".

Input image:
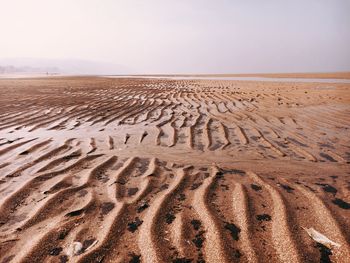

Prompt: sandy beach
[{"left": 0, "top": 77, "right": 349, "bottom": 262}]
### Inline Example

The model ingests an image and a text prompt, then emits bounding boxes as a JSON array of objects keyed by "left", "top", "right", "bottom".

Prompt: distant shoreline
[
  {"left": 1, "top": 72, "right": 350, "bottom": 81},
  {"left": 127, "top": 72, "right": 350, "bottom": 80}
]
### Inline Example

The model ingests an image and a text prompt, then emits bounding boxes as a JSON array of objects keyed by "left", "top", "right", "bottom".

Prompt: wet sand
[
  {"left": 132, "top": 72, "right": 350, "bottom": 80},
  {"left": 0, "top": 77, "right": 349, "bottom": 262}
]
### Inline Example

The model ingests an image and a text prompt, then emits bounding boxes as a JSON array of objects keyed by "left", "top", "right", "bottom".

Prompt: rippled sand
[{"left": 0, "top": 77, "right": 349, "bottom": 262}]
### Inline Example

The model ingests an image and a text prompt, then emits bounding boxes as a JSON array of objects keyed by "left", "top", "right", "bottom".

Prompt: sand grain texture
[{"left": 0, "top": 77, "right": 349, "bottom": 262}]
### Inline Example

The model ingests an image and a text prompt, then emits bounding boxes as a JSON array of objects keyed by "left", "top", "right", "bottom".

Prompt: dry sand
[{"left": 0, "top": 77, "right": 349, "bottom": 262}]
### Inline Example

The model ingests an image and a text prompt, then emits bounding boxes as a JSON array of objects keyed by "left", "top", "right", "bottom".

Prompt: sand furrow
[
  {"left": 247, "top": 171, "right": 302, "bottom": 263},
  {"left": 231, "top": 183, "right": 258, "bottom": 262},
  {"left": 138, "top": 167, "right": 187, "bottom": 262},
  {"left": 192, "top": 166, "right": 229, "bottom": 262}
]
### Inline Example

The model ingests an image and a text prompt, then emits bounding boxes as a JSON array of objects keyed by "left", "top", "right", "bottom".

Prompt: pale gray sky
[{"left": 0, "top": 0, "right": 349, "bottom": 74}]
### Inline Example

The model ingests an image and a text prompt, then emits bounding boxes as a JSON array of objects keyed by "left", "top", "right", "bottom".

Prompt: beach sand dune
[{"left": 0, "top": 77, "right": 349, "bottom": 262}]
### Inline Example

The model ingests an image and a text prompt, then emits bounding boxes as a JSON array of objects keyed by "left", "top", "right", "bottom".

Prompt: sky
[{"left": 0, "top": 0, "right": 349, "bottom": 74}]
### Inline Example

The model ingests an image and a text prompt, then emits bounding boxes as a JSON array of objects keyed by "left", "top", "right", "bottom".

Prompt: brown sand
[{"left": 0, "top": 77, "right": 349, "bottom": 263}]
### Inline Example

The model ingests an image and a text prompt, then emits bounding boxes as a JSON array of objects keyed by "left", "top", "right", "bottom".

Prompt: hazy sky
[{"left": 0, "top": 0, "right": 349, "bottom": 74}]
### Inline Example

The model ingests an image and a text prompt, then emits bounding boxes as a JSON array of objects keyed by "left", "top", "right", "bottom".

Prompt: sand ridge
[{"left": 0, "top": 77, "right": 349, "bottom": 262}]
